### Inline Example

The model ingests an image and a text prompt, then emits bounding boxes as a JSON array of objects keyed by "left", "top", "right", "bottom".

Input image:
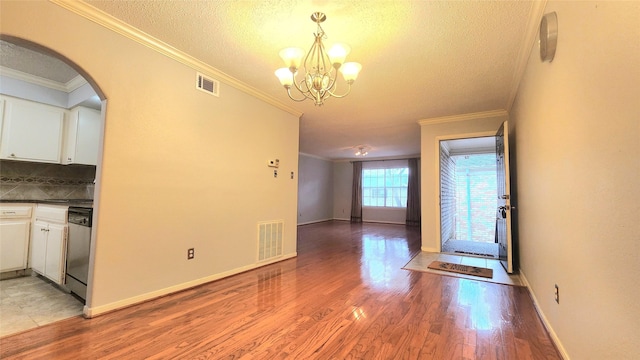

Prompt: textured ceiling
[
  {"left": 4, "top": 1, "right": 540, "bottom": 160},
  {"left": 0, "top": 40, "right": 79, "bottom": 83}
]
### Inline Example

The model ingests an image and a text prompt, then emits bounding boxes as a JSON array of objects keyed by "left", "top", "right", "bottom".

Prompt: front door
[{"left": 495, "top": 121, "right": 513, "bottom": 273}]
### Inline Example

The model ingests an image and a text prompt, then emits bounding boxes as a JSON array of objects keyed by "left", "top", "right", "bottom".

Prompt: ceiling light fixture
[
  {"left": 355, "top": 146, "right": 368, "bottom": 157},
  {"left": 275, "top": 12, "right": 362, "bottom": 106}
]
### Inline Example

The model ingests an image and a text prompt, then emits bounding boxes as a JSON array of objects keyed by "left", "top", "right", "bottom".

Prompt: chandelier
[
  {"left": 355, "top": 146, "right": 369, "bottom": 156},
  {"left": 275, "top": 12, "right": 362, "bottom": 106}
]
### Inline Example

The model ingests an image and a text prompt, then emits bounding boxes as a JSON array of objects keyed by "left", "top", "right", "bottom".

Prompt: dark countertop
[{"left": 0, "top": 199, "right": 94, "bottom": 208}]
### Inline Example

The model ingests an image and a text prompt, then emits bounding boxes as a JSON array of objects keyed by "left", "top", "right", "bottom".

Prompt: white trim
[
  {"left": 418, "top": 110, "right": 508, "bottom": 126},
  {"left": 298, "top": 152, "right": 332, "bottom": 162},
  {"left": 506, "top": 0, "right": 548, "bottom": 112},
  {"left": 297, "top": 218, "right": 332, "bottom": 226},
  {"left": 83, "top": 252, "right": 297, "bottom": 318},
  {"left": 50, "top": 0, "right": 302, "bottom": 118},
  {"left": 66, "top": 74, "right": 88, "bottom": 92},
  {"left": 433, "top": 130, "right": 497, "bottom": 253},
  {"left": 421, "top": 246, "right": 439, "bottom": 252},
  {"left": 519, "top": 270, "right": 570, "bottom": 360},
  {"left": 332, "top": 217, "right": 350, "bottom": 222},
  {"left": 363, "top": 220, "right": 406, "bottom": 225},
  {"left": 0, "top": 67, "right": 88, "bottom": 93}
]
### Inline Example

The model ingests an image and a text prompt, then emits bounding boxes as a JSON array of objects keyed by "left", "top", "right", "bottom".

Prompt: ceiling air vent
[{"left": 196, "top": 72, "right": 219, "bottom": 97}]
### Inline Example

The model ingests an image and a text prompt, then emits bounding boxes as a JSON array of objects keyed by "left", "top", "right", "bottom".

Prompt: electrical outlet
[
  {"left": 274, "top": 169, "right": 278, "bottom": 178},
  {"left": 554, "top": 284, "right": 559, "bottom": 304},
  {"left": 187, "top": 248, "right": 195, "bottom": 260}
]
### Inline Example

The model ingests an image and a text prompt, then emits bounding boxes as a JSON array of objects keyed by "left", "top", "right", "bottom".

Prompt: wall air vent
[
  {"left": 257, "top": 220, "right": 284, "bottom": 262},
  {"left": 196, "top": 72, "right": 219, "bottom": 97}
]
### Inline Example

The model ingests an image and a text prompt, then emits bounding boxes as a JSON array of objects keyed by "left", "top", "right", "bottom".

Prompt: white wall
[
  {"left": 419, "top": 113, "right": 507, "bottom": 251},
  {"left": 0, "top": 1, "right": 300, "bottom": 316},
  {"left": 297, "top": 153, "right": 333, "bottom": 225},
  {"left": 510, "top": 1, "right": 640, "bottom": 358},
  {"left": 0, "top": 75, "right": 68, "bottom": 108},
  {"left": 333, "top": 161, "right": 352, "bottom": 220}
]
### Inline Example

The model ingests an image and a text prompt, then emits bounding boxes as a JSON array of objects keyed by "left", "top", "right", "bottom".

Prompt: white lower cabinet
[
  {"left": 0, "top": 205, "right": 32, "bottom": 272},
  {"left": 0, "top": 220, "right": 31, "bottom": 272},
  {"left": 31, "top": 206, "right": 68, "bottom": 285}
]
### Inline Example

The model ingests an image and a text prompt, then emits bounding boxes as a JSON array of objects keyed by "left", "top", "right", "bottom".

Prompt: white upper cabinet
[
  {"left": 0, "top": 96, "right": 65, "bottom": 163},
  {"left": 63, "top": 106, "right": 101, "bottom": 165}
]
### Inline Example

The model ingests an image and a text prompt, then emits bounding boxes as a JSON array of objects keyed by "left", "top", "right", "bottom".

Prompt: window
[{"left": 362, "top": 168, "right": 409, "bottom": 207}]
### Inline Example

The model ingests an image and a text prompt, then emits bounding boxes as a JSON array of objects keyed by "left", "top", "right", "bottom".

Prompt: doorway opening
[
  {"left": 0, "top": 36, "right": 106, "bottom": 336},
  {"left": 439, "top": 136, "right": 498, "bottom": 258}
]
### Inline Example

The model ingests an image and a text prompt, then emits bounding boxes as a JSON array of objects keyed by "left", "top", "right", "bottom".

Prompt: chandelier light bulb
[
  {"left": 328, "top": 43, "right": 350, "bottom": 67},
  {"left": 275, "top": 68, "right": 294, "bottom": 86},
  {"left": 340, "top": 62, "right": 362, "bottom": 83},
  {"left": 279, "top": 47, "right": 304, "bottom": 70}
]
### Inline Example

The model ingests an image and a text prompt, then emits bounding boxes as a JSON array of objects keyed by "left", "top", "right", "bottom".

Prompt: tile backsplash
[{"left": 0, "top": 160, "right": 95, "bottom": 200}]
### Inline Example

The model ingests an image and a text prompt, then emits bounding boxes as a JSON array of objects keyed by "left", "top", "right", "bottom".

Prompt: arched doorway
[{"left": 0, "top": 36, "right": 106, "bottom": 336}]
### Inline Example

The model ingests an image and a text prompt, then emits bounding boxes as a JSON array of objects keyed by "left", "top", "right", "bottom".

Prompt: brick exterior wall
[
  {"left": 439, "top": 146, "right": 456, "bottom": 242},
  {"left": 453, "top": 154, "right": 497, "bottom": 243}
]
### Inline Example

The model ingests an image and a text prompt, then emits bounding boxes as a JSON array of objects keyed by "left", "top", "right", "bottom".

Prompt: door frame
[{"left": 434, "top": 131, "right": 496, "bottom": 252}]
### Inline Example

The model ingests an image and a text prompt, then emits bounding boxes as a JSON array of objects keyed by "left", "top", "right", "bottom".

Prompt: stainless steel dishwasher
[{"left": 66, "top": 207, "right": 92, "bottom": 302}]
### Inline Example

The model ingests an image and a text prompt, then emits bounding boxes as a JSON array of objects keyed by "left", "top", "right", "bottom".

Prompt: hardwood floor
[{"left": 0, "top": 221, "right": 560, "bottom": 359}]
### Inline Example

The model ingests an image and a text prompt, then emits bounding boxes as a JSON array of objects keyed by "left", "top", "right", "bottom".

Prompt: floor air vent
[
  {"left": 258, "top": 220, "right": 283, "bottom": 262},
  {"left": 196, "top": 72, "right": 219, "bottom": 96}
]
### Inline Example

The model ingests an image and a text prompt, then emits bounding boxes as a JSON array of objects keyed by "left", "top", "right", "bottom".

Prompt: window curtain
[
  {"left": 406, "top": 158, "right": 421, "bottom": 226},
  {"left": 350, "top": 161, "right": 363, "bottom": 223}
]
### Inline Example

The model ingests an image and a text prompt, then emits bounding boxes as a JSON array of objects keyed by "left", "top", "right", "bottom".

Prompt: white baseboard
[
  {"left": 84, "top": 252, "right": 297, "bottom": 318},
  {"left": 421, "top": 246, "right": 440, "bottom": 252},
  {"left": 297, "top": 218, "right": 332, "bottom": 226},
  {"left": 363, "top": 220, "right": 406, "bottom": 225},
  {"left": 519, "top": 270, "right": 570, "bottom": 360}
]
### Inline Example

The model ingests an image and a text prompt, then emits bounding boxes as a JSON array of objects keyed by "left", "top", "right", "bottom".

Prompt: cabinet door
[
  {"left": 63, "top": 107, "right": 101, "bottom": 165},
  {"left": 44, "top": 223, "right": 67, "bottom": 284},
  {"left": 0, "top": 220, "right": 30, "bottom": 272},
  {"left": 30, "top": 222, "right": 48, "bottom": 275},
  {"left": 0, "top": 97, "right": 64, "bottom": 163}
]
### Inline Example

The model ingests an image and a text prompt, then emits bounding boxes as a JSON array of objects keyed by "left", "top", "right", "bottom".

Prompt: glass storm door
[{"left": 495, "top": 121, "right": 513, "bottom": 273}]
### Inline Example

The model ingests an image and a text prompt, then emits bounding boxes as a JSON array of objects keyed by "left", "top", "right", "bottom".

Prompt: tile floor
[
  {"left": 0, "top": 275, "right": 83, "bottom": 337},
  {"left": 403, "top": 252, "right": 523, "bottom": 286},
  {"left": 441, "top": 239, "right": 499, "bottom": 258}
]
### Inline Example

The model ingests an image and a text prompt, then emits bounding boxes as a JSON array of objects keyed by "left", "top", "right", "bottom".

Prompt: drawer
[
  {"left": 0, "top": 205, "right": 33, "bottom": 219},
  {"left": 34, "top": 204, "right": 68, "bottom": 223}
]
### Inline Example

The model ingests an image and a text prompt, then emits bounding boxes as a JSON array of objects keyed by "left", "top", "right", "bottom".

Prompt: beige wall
[
  {"left": 511, "top": 1, "right": 639, "bottom": 358},
  {"left": 419, "top": 113, "right": 507, "bottom": 252},
  {"left": 1, "top": 1, "right": 300, "bottom": 315},
  {"left": 297, "top": 153, "right": 333, "bottom": 224}
]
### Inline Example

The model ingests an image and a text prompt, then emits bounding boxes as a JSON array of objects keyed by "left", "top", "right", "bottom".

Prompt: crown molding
[
  {"left": 50, "top": 0, "right": 302, "bottom": 118},
  {"left": 0, "top": 66, "right": 82, "bottom": 92},
  {"left": 506, "top": 0, "right": 548, "bottom": 112},
  {"left": 298, "top": 152, "right": 333, "bottom": 161},
  {"left": 66, "top": 74, "right": 88, "bottom": 92},
  {"left": 418, "top": 109, "right": 508, "bottom": 126}
]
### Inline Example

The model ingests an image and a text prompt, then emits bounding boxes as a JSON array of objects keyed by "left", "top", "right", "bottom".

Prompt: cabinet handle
[
  {"left": 10, "top": 153, "right": 16, "bottom": 157},
  {"left": 2, "top": 211, "right": 16, "bottom": 215}
]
